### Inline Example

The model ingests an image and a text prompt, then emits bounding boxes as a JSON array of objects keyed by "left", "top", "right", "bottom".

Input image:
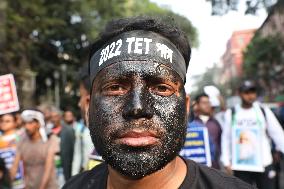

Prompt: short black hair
[
  {"left": 0, "top": 112, "right": 16, "bottom": 121},
  {"left": 89, "top": 16, "right": 191, "bottom": 73},
  {"left": 195, "top": 93, "right": 209, "bottom": 103},
  {"left": 78, "top": 63, "right": 91, "bottom": 93}
]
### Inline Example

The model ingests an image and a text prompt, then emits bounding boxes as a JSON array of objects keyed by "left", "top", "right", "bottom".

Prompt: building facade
[{"left": 220, "top": 29, "right": 256, "bottom": 85}]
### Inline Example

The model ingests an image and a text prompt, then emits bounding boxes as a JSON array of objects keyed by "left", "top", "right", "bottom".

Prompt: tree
[
  {"left": 206, "top": 0, "right": 278, "bottom": 15},
  {"left": 0, "top": 0, "right": 96, "bottom": 108},
  {"left": 191, "top": 64, "right": 227, "bottom": 97},
  {"left": 243, "top": 34, "right": 284, "bottom": 100},
  {"left": 0, "top": 0, "right": 198, "bottom": 110},
  {"left": 121, "top": 0, "right": 199, "bottom": 47}
]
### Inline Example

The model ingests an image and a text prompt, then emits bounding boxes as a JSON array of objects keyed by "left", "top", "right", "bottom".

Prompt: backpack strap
[
  {"left": 260, "top": 106, "right": 267, "bottom": 121},
  {"left": 231, "top": 107, "right": 236, "bottom": 127},
  {"left": 259, "top": 106, "right": 272, "bottom": 141}
]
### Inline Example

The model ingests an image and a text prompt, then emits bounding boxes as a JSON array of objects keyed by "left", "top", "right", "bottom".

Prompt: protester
[
  {"left": 221, "top": 80, "right": 284, "bottom": 189},
  {"left": 38, "top": 105, "right": 55, "bottom": 133},
  {"left": 63, "top": 110, "right": 79, "bottom": 129},
  {"left": 10, "top": 109, "right": 59, "bottom": 189},
  {"left": 72, "top": 64, "right": 100, "bottom": 174},
  {"left": 188, "top": 99, "right": 198, "bottom": 122},
  {"left": 14, "top": 112, "right": 24, "bottom": 130},
  {"left": 63, "top": 16, "right": 254, "bottom": 189},
  {"left": 0, "top": 113, "right": 19, "bottom": 147},
  {"left": 214, "top": 95, "right": 227, "bottom": 130},
  {"left": 77, "top": 64, "right": 91, "bottom": 125},
  {"left": 50, "top": 109, "right": 75, "bottom": 182},
  {"left": 63, "top": 108, "right": 89, "bottom": 175},
  {"left": 0, "top": 113, "right": 25, "bottom": 188},
  {"left": 193, "top": 93, "right": 222, "bottom": 169}
]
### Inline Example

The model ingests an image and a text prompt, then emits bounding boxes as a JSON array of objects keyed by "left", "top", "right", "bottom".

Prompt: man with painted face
[{"left": 63, "top": 17, "right": 254, "bottom": 189}]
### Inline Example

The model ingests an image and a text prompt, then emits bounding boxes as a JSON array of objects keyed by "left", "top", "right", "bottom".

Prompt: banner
[
  {"left": 231, "top": 126, "right": 264, "bottom": 172},
  {"left": 0, "top": 74, "right": 19, "bottom": 115},
  {"left": 180, "top": 127, "right": 212, "bottom": 166}
]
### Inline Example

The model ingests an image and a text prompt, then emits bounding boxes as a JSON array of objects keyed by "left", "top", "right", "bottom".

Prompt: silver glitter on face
[{"left": 89, "top": 60, "right": 187, "bottom": 179}]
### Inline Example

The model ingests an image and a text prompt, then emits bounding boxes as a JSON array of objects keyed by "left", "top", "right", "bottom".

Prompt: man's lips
[{"left": 115, "top": 131, "right": 160, "bottom": 147}]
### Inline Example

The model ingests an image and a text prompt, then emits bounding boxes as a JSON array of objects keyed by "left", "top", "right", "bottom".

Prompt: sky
[{"left": 150, "top": 0, "right": 268, "bottom": 92}]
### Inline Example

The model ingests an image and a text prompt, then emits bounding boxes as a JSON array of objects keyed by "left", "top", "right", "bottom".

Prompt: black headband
[{"left": 89, "top": 30, "right": 186, "bottom": 83}]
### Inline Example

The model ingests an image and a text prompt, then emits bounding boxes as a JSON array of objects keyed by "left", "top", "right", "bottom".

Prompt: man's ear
[
  {"left": 85, "top": 95, "right": 90, "bottom": 127},
  {"left": 185, "top": 94, "right": 190, "bottom": 118},
  {"left": 86, "top": 94, "right": 90, "bottom": 105}
]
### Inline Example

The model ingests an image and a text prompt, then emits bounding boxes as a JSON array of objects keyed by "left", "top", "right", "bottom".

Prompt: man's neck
[
  {"left": 198, "top": 114, "right": 210, "bottom": 124},
  {"left": 3, "top": 129, "right": 17, "bottom": 136},
  {"left": 30, "top": 132, "right": 42, "bottom": 142},
  {"left": 107, "top": 156, "right": 187, "bottom": 189}
]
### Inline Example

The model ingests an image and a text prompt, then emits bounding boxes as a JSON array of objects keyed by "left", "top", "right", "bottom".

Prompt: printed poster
[
  {"left": 180, "top": 127, "right": 211, "bottom": 166},
  {"left": 0, "top": 148, "right": 25, "bottom": 189},
  {"left": 0, "top": 74, "right": 19, "bottom": 115},
  {"left": 232, "top": 126, "right": 264, "bottom": 172}
]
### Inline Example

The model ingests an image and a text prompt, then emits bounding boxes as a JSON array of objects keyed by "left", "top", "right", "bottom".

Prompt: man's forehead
[{"left": 93, "top": 60, "right": 182, "bottom": 84}]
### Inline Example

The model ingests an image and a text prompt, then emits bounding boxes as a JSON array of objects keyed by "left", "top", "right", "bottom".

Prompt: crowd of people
[
  {"left": 0, "top": 107, "right": 93, "bottom": 188},
  {"left": 0, "top": 64, "right": 102, "bottom": 189},
  {"left": 184, "top": 80, "right": 284, "bottom": 189},
  {"left": 0, "top": 16, "right": 284, "bottom": 189}
]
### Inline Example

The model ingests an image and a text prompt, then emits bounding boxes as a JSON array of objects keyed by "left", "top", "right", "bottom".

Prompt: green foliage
[
  {"left": 243, "top": 34, "right": 284, "bottom": 77},
  {"left": 207, "top": 0, "right": 278, "bottom": 15},
  {"left": 243, "top": 34, "right": 284, "bottom": 100},
  {"left": 89, "top": 0, "right": 198, "bottom": 47},
  {"left": 191, "top": 65, "right": 227, "bottom": 97},
  {"left": 124, "top": 0, "right": 198, "bottom": 47},
  {"left": 0, "top": 0, "right": 198, "bottom": 109}
]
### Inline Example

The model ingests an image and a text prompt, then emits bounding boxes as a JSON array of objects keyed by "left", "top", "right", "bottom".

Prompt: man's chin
[
  {"left": 109, "top": 157, "right": 169, "bottom": 180},
  {"left": 25, "top": 131, "right": 32, "bottom": 137},
  {"left": 103, "top": 146, "right": 177, "bottom": 180}
]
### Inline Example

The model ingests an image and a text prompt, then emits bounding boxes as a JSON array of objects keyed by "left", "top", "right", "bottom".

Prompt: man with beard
[
  {"left": 221, "top": 80, "right": 284, "bottom": 189},
  {"left": 63, "top": 17, "right": 254, "bottom": 189},
  {"left": 193, "top": 93, "right": 222, "bottom": 169},
  {"left": 50, "top": 109, "right": 75, "bottom": 183}
]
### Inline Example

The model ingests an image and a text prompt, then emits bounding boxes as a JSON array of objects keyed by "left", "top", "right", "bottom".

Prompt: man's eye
[
  {"left": 102, "top": 84, "right": 128, "bottom": 95},
  {"left": 150, "top": 84, "right": 175, "bottom": 96},
  {"left": 106, "top": 85, "right": 123, "bottom": 91}
]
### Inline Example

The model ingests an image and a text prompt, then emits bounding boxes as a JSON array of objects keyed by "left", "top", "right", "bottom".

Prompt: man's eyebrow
[
  {"left": 143, "top": 72, "right": 180, "bottom": 84},
  {"left": 95, "top": 73, "right": 130, "bottom": 85}
]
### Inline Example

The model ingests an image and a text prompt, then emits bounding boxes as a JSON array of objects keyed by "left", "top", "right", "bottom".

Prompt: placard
[
  {"left": 180, "top": 127, "right": 212, "bottom": 166},
  {"left": 0, "top": 74, "right": 19, "bottom": 115},
  {"left": 0, "top": 148, "right": 25, "bottom": 188},
  {"left": 231, "top": 126, "right": 264, "bottom": 172}
]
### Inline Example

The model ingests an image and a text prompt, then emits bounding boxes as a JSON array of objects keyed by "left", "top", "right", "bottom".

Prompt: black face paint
[{"left": 89, "top": 61, "right": 187, "bottom": 179}]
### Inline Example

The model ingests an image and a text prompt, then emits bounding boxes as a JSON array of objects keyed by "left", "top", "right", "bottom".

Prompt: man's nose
[{"left": 122, "top": 87, "right": 153, "bottom": 120}]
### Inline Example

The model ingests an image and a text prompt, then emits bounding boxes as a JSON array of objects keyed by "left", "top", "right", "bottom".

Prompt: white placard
[{"left": 231, "top": 126, "right": 264, "bottom": 172}]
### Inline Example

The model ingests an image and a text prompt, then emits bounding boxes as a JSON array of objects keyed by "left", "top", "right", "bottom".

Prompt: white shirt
[
  {"left": 221, "top": 102, "right": 284, "bottom": 169},
  {"left": 71, "top": 121, "right": 94, "bottom": 176}
]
